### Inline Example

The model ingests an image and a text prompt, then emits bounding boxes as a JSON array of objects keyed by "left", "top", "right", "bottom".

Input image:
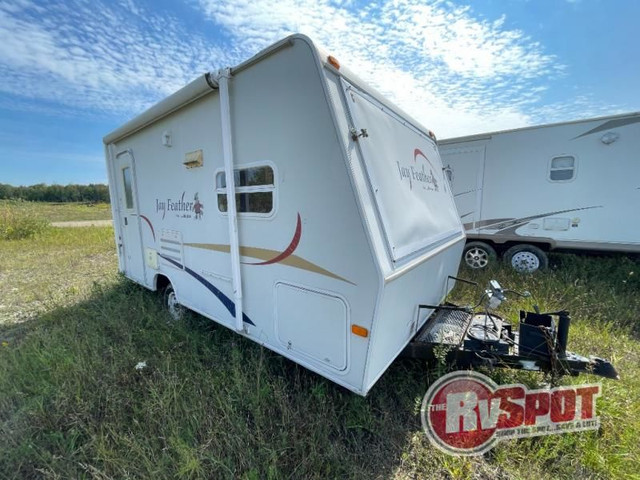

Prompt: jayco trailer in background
[
  {"left": 105, "top": 35, "right": 617, "bottom": 395},
  {"left": 439, "top": 112, "right": 640, "bottom": 272}
]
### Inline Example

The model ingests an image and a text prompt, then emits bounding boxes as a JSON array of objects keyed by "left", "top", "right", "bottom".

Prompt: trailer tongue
[{"left": 403, "top": 280, "right": 619, "bottom": 380}]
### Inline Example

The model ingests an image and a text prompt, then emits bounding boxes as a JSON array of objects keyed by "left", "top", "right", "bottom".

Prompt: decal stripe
[
  {"left": 140, "top": 214, "right": 156, "bottom": 241},
  {"left": 464, "top": 217, "right": 513, "bottom": 231},
  {"left": 181, "top": 212, "right": 354, "bottom": 284},
  {"left": 492, "top": 206, "right": 602, "bottom": 235},
  {"left": 454, "top": 189, "right": 477, "bottom": 198},
  {"left": 158, "top": 254, "right": 255, "bottom": 326},
  {"left": 244, "top": 213, "right": 302, "bottom": 265},
  {"left": 465, "top": 206, "right": 603, "bottom": 234},
  {"left": 186, "top": 244, "right": 232, "bottom": 254},
  {"left": 277, "top": 255, "right": 356, "bottom": 285},
  {"left": 573, "top": 116, "right": 640, "bottom": 139},
  {"left": 183, "top": 243, "right": 355, "bottom": 285}
]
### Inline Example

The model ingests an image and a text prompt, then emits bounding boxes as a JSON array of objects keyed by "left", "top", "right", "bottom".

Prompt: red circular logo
[{"left": 421, "top": 371, "right": 500, "bottom": 455}]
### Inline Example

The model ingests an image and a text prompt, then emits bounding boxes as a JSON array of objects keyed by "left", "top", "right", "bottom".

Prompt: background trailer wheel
[
  {"left": 504, "top": 244, "right": 548, "bottom": 273},
  {"left": 463, "top": 241, "right": 497, "bottom": 269}
]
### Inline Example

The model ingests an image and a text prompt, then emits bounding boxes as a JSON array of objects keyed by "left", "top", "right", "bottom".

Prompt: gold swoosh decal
[{"left": 184, "top": 243, "right": 355, "bottom": 285}]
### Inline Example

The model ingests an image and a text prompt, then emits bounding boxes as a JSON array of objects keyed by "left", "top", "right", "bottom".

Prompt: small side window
[
  {"left": 549, "top": 156, "right": 576, "bottom": 182},
  {"left": 122, "top": 167, "right": 134, "bottom": 209},
  {"left": 216, "top": 165, "right": 275, "bottom": 215}
]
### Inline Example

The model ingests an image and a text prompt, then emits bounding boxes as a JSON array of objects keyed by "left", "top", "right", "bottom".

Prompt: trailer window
[
  {"left": 216, "top": 166, "right": 275, "bottom": 215},
  {"left": 122, "top": 167, "right": 134, "bottom": 209},
  {"left": 549, "top": 156, "right": 576, "bottom": 181}
]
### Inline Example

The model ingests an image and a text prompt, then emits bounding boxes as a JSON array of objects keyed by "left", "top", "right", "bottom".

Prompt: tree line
[{"left": 0, "top": 183, "right": 110, "bottom": 203}]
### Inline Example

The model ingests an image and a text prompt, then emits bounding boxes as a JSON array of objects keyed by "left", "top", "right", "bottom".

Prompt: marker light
[
  {"left": 351, "top": 324, "right": 368, "bottom": 337},
  {"left": 327, "top": 55, "right": 340, "bottom": 70}
]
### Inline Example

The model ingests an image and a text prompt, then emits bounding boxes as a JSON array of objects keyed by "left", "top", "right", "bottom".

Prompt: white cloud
[
  {"left": 0, "top": 0, "right": 237, "bottom": 116},
  {"left": 0, "top": 0, "right": 622, "bottom": 137},
  {"left": 195, "top": 0, "right": 566, "bottom": 136}
]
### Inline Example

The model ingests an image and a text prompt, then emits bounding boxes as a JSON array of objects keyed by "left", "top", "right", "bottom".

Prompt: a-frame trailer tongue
[{"left": 403, "top": 279, "right": 619, "bottom": 380}]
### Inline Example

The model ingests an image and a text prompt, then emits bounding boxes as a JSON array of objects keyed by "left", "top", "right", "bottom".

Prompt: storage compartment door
[{"left": 275, "top": 283, "right": 348, "bottom": 371}]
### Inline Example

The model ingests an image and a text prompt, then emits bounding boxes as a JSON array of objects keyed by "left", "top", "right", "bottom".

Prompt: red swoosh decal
[
  {"left": 140, "top": 214, "right": 155, "bottom": 241},
  {"left": 244, "top": 213, "right": 302, "bottom": 265},
  {"left": 414, "top": 148, "right": 438, "bottom": 172}
]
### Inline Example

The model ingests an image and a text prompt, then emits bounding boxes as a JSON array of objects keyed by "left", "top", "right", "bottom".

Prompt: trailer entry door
[
  {"left": 341, "top": 81, "right": 463, "bottom": 262},
  {"left": 115, "top": 150, "right": 145, "bottom": 283},
  {"left": 439, "top": 144, "right": 486, "bottom": 230}
]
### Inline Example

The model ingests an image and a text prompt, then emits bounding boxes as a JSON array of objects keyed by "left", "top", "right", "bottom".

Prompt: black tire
[
  {"left": 163, "top": 284, "right": 186, "bottom": 321},
  {"left": 503, "top": 244, "right": 548, "bottom": 273},
  {"left": 463, "top": 242, "right": 497, "bottom": 269}
]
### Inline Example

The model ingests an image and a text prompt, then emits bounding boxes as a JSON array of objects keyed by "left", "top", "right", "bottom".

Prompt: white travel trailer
[
  {"left": 104, "top": 35, "right": 466, "bottom": 395},
  {"left": 105, "top": 35, "right": 618, "bottom": 394},
  {"left": 439, "top": 112, "right": 640, "bottom": 272}
]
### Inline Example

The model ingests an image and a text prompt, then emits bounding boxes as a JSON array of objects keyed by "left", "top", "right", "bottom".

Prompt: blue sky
[{"left": 0, "top": 0, "right": 638, "bottom": 185}]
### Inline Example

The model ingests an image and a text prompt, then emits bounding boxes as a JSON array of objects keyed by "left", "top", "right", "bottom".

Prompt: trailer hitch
[{"left": 403, "top": 280, "right": 620, "bottom": 381}]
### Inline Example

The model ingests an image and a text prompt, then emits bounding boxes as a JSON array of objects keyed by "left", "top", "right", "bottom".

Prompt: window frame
[
  {"left": 548, "top": 154, "right": 578, "bottom": 183},
  {"left": 215, "top": 162, "right": 277, "bottom": 218},
  {"left": 121, "top": 165, "right": 135, "bottom": 210}
]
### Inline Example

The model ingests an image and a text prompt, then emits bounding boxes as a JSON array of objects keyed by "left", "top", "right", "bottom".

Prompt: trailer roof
[
  {"left": 438, "top": 110, "right": 640, "bottom": 145},
  {"left": 103, "top": 34, "right": 436, "bottom": 146}
]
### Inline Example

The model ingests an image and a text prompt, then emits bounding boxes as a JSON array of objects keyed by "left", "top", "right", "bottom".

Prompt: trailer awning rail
[{"left": 103, "top": 73, "right": 219, "bottom": 145}]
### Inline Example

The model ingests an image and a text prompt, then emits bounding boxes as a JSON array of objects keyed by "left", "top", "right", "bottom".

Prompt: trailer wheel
[
  {"left": 164, "top": 284, "right": 186, "bottom": 321},
  {"left": 504, "top": 244, "right": 548, "bottom": 273},
  {"left": 463, "top": 242, "right": 497, "bottom": 269}
]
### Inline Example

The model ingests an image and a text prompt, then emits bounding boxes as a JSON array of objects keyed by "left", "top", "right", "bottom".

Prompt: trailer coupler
[{"left": 402, "top": 306, "right": 619, "bottom": 380}]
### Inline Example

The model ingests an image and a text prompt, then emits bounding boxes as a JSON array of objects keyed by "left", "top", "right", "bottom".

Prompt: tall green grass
[
  {"left": 0, "top": 199, "right": 112, "bottom": 224},
  {"left": 0, "top": 200, "right": 49, "bottom": 240},
  {"left": 0, "top": 225, "right": 116, "bottom": 323},
  {"left": 0, "top": 281, "right": 425, "bottom": 478},
  {"left": 0, "top": 226, "right": 638, "bottom": 479}
]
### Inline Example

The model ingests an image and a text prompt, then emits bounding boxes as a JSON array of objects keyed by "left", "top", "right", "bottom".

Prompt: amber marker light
[
  {"left": 351, "top": 324, "right": 368, "bottom": 337},
  {"left": 327, "top": 55, "right": 340, "bottom": 70}
]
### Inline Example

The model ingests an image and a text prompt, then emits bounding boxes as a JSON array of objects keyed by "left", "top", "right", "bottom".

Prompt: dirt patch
[{"left": 51, "top": 220, "right": 113, "bottom": 228}]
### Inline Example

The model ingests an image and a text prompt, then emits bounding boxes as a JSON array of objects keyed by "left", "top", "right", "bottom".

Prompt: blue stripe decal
[{"left": 159, "top": 254, "right": 255, "bottom": 326}]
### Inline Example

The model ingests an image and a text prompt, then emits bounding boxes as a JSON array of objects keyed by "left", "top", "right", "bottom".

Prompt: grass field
[
  {"left": 0, "top": 199, "right": 112, "bottom": 223},
  {"left": 0, "top": 223, "right": 638, "bottom": 479}
]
